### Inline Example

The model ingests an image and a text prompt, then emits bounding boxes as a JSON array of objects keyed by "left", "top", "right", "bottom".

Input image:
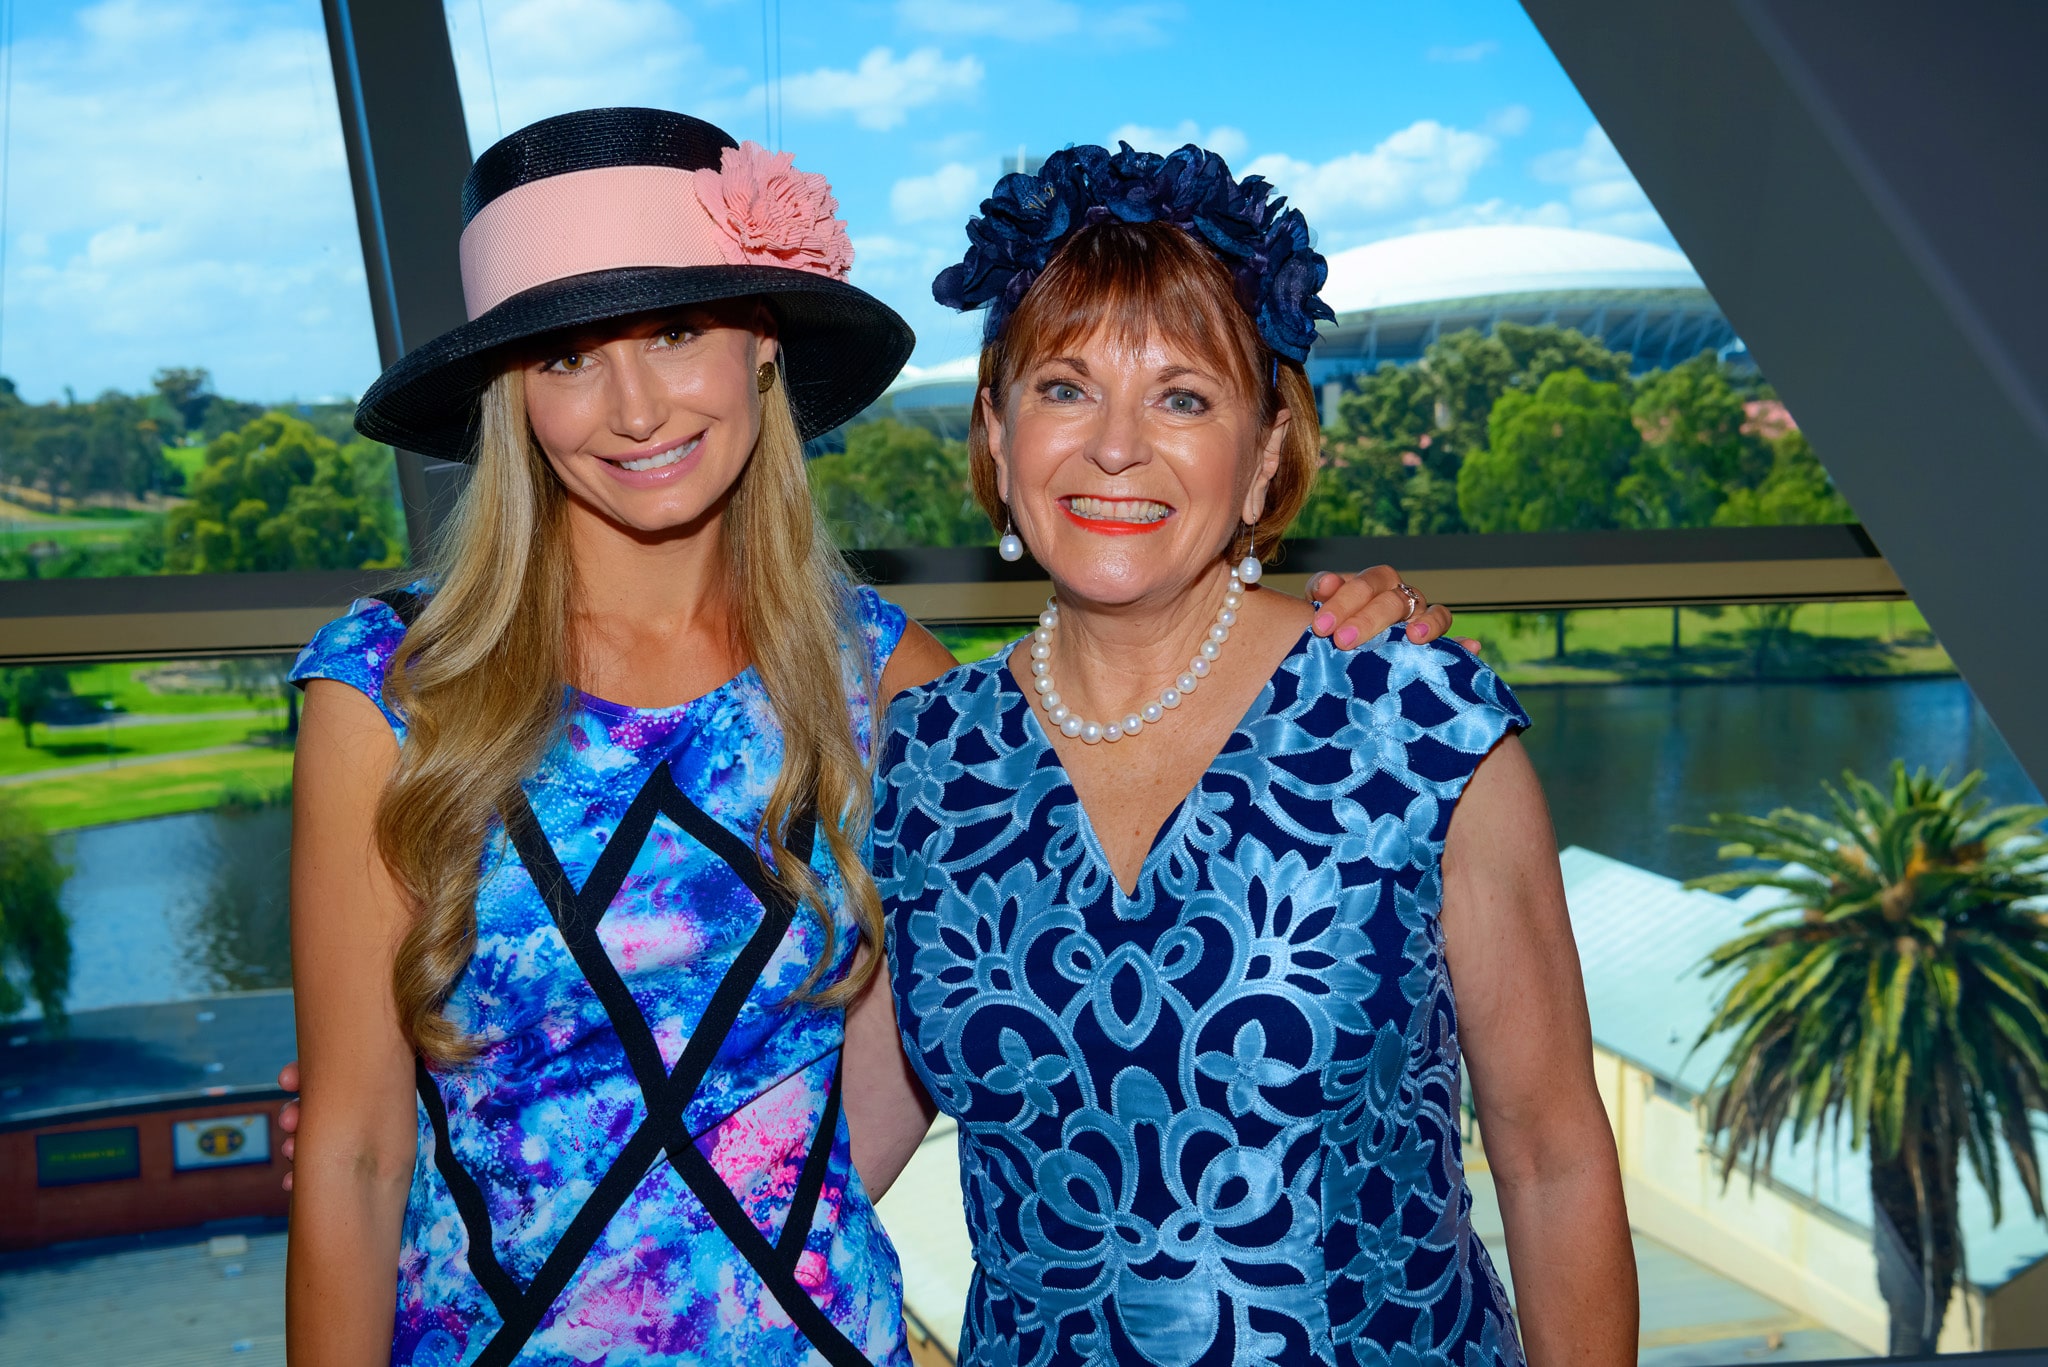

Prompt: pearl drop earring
[
  {"left": 1237, "top": 530, "right": 1263, "bottom": 584},
  {"left": 998, "top": 520, "right": 1024, "bottom": 563}
]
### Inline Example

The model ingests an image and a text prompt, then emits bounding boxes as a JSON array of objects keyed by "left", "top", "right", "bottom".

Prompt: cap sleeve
[
  {"left": 1360, "top": 632, "right": 1530, "bottom": 805},
  {"left": 852, "top": 584, "right": 909, "bottom": 682},
  {"left": 289, "top": 592, "right": 416, "bottom": 739}
]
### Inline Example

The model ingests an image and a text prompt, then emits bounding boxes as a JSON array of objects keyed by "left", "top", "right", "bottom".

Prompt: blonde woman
[{"left": 283, "top": 109, "right": 1444, "bottom": 1367}]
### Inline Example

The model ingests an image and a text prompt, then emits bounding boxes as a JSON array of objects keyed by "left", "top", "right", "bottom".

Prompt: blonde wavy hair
[{"left": 375, "top": 361, "right": 881, "bottom": 1064}]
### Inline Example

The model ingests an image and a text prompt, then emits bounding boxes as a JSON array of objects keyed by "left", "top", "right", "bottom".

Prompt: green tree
[
  {"left": 1303, "top": 326, "right": 1637, "bottom": 538},
  {"left": 1457, "top": 369, "right": 1640, "bottom": 533},
  {"left": 1620, "top": 354, "right": 1755, "bottom": 528},
  {"left": 0, "top": 666, "right": 71, "bottom": 747},
  {"left": 1714, "top": 429, "right": 1853, "bottom": 526},
  {"left": 807, "top": 418, "right": 990, "bottom": 549},
  {"left": 0, "top": 792, "right": 71, "bottom": 1023},
  {"left": 166, "top": 412, "right": 405, "bottom": 573},
  {"left": 1686, "top": 765, "right": 2048, "bottom": 1353}
]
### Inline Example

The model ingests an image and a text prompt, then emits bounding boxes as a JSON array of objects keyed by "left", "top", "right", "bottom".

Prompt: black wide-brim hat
[{"left": 355, "top": 107, "right": 914, "bottom": 460}]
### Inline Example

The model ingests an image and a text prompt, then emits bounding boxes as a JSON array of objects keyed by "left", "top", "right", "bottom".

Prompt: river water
[{"left": 51, "top": 677, "right": 2041, "bottom": 1012}]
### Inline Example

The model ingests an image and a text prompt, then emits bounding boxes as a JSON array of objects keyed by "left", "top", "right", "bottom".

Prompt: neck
[
  {"left": 562, "top": 494, "right": 736, "bottom": 647},
  {"left": 1046, "top": 560, "right": 1237, "bottom": 719}
]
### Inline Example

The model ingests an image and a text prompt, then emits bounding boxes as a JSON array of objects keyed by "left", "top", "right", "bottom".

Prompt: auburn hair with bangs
[{"left": 967, "top": 218, "right": 1320, "bottom": 560}]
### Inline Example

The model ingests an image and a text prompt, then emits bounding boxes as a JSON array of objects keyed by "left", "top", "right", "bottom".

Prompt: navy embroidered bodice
[{"left": 875, "top": 629, "right": 1532, "bottom": 1367}]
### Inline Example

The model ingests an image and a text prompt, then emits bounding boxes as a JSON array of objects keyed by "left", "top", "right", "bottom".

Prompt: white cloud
[
  {"left": 1428, "top": 40, "right": 1499, "bottom": 63},
  {"left": 1247, "top": 120, "right": 1496, "bottom": 227},
  {"left": 891, "top": 163, "right": 983, "bottom": 224},
  {"left": 1401, "top": 198, "right": 1573, "bottom": 234},
  {"left": 440, "top": 0, "right": 738, "bottom": 151},
  {"left": 1484, "top": 104, "right": 1533, "bottom": 138},
  {"left": 896, "top": 0, "right": 1078, "bottom": 36},
  {"left": 1532, "top": 125, "right": 1668, "bottom": 238},
  {"left": 895, "top": 0, "right": 1178, "bottom": 43},
  {"left": 771, "top": 46, "right": 982, "bottom": 132},
  {"left": 1108, "top": 121, "right": 1249, "bottom": 165},
  {"left": 0, "top": 2, "right": 379, "bottom": 402}
]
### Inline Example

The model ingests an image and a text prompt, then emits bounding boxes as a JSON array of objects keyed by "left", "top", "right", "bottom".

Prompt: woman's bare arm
[
  {"left": 1441, "top": 736, "right": 1637, "bottom": 1367},
  {"left": 839, "top": 620, "right": 955, "bottom": 1196},
  {"left": 285, "top": 681, "right": 420, "bottom": 1366}
]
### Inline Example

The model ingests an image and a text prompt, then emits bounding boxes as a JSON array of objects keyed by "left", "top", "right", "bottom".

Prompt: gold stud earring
[{"left": 756, "top": 362, "right": 776, "bottom": 393}]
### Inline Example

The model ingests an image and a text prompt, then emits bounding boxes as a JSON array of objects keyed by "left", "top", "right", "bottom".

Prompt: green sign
[{"left": 36, "top": 1126, "right": 141, "bottom": 1187}]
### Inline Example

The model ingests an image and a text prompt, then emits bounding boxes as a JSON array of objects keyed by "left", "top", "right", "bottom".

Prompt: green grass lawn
[
  {"left": 932, "top": 601, "right": 1954, "bottom": 686},
  {"left": 16, "top": 746, "right": 295, "bottom": 831},
  {"left": 930, "top": 624, "right": 1025, "bottom": 662},
  {"left": 66, "top": 660, "right": 293, "bottom": 716},
  {"left": 1462, "top": 601, "right": 1951, "bottom": 684},
  {"left": 163, "top": 443, "right": 205, "bottom": 486},
  {"left": 1, "top": 716, "right": 287, "bottom": 778}
]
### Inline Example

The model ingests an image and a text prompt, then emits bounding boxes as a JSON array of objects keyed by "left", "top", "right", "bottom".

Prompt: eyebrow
[{"left": 1039, "top": 355, "right": 1091, "bottom": 376}]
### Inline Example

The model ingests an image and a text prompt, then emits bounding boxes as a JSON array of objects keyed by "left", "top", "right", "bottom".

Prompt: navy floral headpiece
[{"left": 931, "top": 142, "right": 1336, "bottom": 364}]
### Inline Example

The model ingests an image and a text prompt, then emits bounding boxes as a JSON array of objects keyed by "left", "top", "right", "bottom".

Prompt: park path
[
  {"left": 37, "top": 708, "right": 277, "bottom": 732},
  {"left": 0, "top": 744, "right": 264, "bottom": 788}
]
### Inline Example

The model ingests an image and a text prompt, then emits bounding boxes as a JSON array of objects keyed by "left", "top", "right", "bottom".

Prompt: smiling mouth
[
  {"left": 1060, "top": 495, "right": 1175, "bottom": 528},
  {"left": 609, "top": 434, "right": 702, "bottom": 472}
]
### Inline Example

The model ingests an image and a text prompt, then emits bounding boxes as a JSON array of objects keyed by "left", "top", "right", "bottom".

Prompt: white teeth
[
  {"left": 1068, "top": 496, "right": 1170, "bottom": 523},
  {"left": 620, "top": 437, "right": 698, "bottom": 472}
]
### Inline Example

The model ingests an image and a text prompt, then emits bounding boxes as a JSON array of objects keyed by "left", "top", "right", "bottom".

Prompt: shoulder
[
  {"left": 880, "top": 651, "right": 1013, "bottom": 759},
  {"left": 1296, "top": 628, "right": 1529, "bottom": 743},
  {"left": 289, "top": 583, "right": 427, "bottom": 737}
]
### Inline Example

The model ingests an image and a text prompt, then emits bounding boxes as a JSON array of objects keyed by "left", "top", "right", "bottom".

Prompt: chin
[{"left": 1038, "top": 547, "right": 1174, "bottom": 607}]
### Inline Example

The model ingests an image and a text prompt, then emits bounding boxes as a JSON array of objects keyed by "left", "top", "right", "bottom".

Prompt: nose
[
  {"left": 603, "top": 345, "right": 665, "bottom": 443},
  {"left": 1086, "top": 386, "right": 1148, "bottom": 477}
]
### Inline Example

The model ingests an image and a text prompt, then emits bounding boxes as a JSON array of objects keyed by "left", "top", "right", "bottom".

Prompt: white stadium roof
[
  {"left": 870, "top": 226, "right": 1730, "bottom": 426},
  {"left": 1320, "top": 225, "right": 1703, "bottom": 316}
]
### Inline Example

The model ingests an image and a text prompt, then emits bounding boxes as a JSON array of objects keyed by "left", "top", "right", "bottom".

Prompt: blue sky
[{"left": 0, "top": 0, "right": 1673, "bottom": 404}]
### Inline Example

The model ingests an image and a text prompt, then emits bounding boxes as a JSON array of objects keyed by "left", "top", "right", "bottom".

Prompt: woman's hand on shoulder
[
  {"left": 880, "top": 620, "right": 959, "bottom": 703},
  {"left": 1305, "top": 566, "right": 1472, "bottom": 652}
]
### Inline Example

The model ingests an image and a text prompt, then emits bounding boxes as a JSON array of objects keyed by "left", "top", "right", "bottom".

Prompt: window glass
[
  {"left": 2, "top": 652, "right": 295, "bottom": 1357},
  {"left": 442, "top": 0, "right": 1841, "bottom": 551},
  {"left": 0, "top": 2, "right": 397, "bottom": 583}
]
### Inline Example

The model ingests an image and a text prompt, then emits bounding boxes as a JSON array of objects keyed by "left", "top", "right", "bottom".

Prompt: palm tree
[{"left": 1686, "top": 762, "right": 2048, "bottom": 1353}]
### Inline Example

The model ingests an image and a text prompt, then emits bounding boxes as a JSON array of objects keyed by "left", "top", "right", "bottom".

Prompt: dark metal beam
[
  {"left": 1519, "top": 0, "right": 2048, "bottom": 791},
  {"left": 321, "top": 0, "right": 473, "bottom": 556},
  {"left": 0, "top": 528, "right": 1900, "bottom": 661}
]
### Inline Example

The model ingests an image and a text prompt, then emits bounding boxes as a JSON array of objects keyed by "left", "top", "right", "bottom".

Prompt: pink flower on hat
[{"left": 694, "top": 141, "right": 854, "bottom": 281}]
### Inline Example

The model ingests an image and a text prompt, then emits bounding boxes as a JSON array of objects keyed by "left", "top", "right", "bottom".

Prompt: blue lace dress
[
  {"left": 291, "top": 585, "right": 911, "bottom": 1367},
  {"left": 875, "top": 629, "right": 1532, "bottom": 1367}
]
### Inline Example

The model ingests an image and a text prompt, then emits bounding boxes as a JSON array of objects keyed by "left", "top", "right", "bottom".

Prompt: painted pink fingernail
[
  {"left": 1335, "top": 626, "right": 1359, "bottom": 649},
  {"left": 1313, "top": 612, "right": 1335, "bottom": 635}
]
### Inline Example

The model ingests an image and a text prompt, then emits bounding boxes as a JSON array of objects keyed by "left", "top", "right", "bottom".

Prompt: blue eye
[
  {"left": 1164, "top": 390, "right": 1206, "bottom": 414},
  {"left": 1048, "top": 382, "right": 1083, "bottom": 402}
]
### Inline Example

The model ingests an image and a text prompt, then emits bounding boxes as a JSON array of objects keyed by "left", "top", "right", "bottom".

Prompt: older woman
[{"left": 875, "top": 146, "right": 1637, "bottom": 1367}]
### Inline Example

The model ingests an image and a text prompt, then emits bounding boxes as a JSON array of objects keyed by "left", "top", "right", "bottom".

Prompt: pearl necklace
[{"left": 1028, "top": 571, "right": 1245, "bottom": 744}]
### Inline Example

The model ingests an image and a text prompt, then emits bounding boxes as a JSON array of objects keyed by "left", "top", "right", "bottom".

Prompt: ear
[
  {"left": 980, "top": 386, "right": 1013, "bottom": 505},
  {"left": 751, "top": 304, "right": 781, "bottom": 368},
  {"left": 1240, "top": 404, "right": 1291, "bottom": 525}
]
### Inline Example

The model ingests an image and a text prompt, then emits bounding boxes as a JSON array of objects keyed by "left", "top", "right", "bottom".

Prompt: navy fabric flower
[{"left": 931, "top": 141, "right": 1337, "bottom": 364}]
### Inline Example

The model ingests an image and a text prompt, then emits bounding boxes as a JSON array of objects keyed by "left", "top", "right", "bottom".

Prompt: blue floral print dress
[
  {"left": 291, "top": 585, "right": 912, "bottom": 1367},
  {"left": 875, "top": 629, "right": 1532, "bottom": 1367}
]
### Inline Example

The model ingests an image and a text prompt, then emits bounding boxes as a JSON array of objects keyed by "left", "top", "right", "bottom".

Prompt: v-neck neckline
[{"left": 997, "top": 629, "right": 1314, "bottom": 901}]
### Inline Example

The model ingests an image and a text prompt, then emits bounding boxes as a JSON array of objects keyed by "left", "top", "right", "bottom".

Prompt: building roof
[
  {"left": 1561, "top": 846, "right": 2048, "bottom": 1289},
  {"left": 872, "top": 227, "right": 1731, "bottom": 415},
  {"left": 1320, "top": 225, "right": 1704, "bottom": 316}
]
